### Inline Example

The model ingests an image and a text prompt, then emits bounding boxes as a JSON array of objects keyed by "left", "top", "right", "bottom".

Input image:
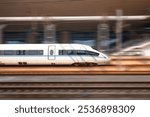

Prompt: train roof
[
  {"left": 0, "top": 43, "right": 93, "bottom": 50},
  {"left": 0, "top": 43, "right": 88, "bottom": 46}
]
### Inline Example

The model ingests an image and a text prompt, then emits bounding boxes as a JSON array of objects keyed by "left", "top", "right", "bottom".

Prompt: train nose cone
[{"left": 101, "top": 54, "right": 110, "bottom": 64}]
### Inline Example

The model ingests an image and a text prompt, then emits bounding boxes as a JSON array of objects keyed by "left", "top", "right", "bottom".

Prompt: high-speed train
[{"left": 0, "top": 44, "right": 109, "bottom": 66}]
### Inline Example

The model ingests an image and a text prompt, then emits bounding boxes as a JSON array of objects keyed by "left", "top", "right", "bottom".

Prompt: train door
[{"left": 48, "top": 45, "right": 56, "bottom": 60}]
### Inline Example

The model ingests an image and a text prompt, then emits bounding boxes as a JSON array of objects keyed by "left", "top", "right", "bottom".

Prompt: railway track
[
  {"left": 0, "top": 65, "right": 149, "bottom": 74},
  {"left": 0, "top": 81, "right": 150, "bottom": 99},
  {"left": 0, "top": 56, "right": 149, "bottom": 99},
  {"left": 0, "top": 56, "right": 149, "bottom": 74}
]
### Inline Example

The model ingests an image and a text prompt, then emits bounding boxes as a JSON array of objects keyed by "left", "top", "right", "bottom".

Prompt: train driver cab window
[
  {"left": 77, "top": 50, "right": 86, "bottom": 55},
  {"left": 86, "top": 51, "right": 99, "bottom": 56},
  {"left": 50, "top": 50, "right": 53, "bottom": 55}
]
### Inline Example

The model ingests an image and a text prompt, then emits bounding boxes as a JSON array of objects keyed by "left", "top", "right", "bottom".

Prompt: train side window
[
  {"left": 73, "top": 50, "right": 77, "bottom": 55},
  {"left": 59, "top": 50, "right": 77, "bottom": 55},
  {"left": 1, "top": 50, "right": 43, "bottom": 55},
  {"left": 16, "top": 50, "right": 25, "bottom": 55},
  {"left": 59, "top": 50, "right": 63, "bottom": 55},
  {"left": 28, "top": 50, "right": 38, "bottom": 55},
  {"left": 39, "top": 50, "right": 43, "bottom": 55},
  {"left": 16, "top": 50, "right": 20, "bottom": 55},
  {"left": 50, "top": 50, "right": 53, "bottom": 55},
  {"left": 4, "top": 50, "right": 15, "bottom": 55},
  {"left": 0, "top": 50, "right": 4, "bottom": 55},
  {"left": 67, "top": 50, "right": 75, "bottom": 55},
  {"left": 63, "top": 50, "right": 68, "bottom": 55},
  {"left": 26, "top": 50, "right": 43, "bottom": 55},
  {"left": 61, "top": 50, "right": 67, "bottom": 55},
  {"left": 22, "top": 50, "right": 26, "bottom": 55}
]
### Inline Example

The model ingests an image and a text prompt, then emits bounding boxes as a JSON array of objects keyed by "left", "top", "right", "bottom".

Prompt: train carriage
[{"left": 0, "top": 44, "right": 109, "bottom": 65}]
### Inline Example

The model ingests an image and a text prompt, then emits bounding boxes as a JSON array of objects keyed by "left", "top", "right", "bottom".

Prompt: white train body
[{"left": 0, "top": 44, "right": 109, "bottom": 65}]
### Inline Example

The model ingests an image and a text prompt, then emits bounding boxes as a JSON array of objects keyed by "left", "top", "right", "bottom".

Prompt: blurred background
[{"left": 0, "top": 0, "right": 149, "bottom": 56}]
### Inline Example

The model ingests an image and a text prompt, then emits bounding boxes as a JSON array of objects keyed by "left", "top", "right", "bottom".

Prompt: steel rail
[
  {"left": 0, "top": 82, "right": 150, "bottom": 89},
  {"left": 0, "top": 65, "right": 150, "bottom": 74}
]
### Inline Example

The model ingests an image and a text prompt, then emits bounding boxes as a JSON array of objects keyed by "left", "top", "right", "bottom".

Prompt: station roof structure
[
  {"left": 0, "top": 0, "right": 149, "bottom": 32},
  {"left": 0, "top": 0, "right": 149, "bottom": 16}
]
